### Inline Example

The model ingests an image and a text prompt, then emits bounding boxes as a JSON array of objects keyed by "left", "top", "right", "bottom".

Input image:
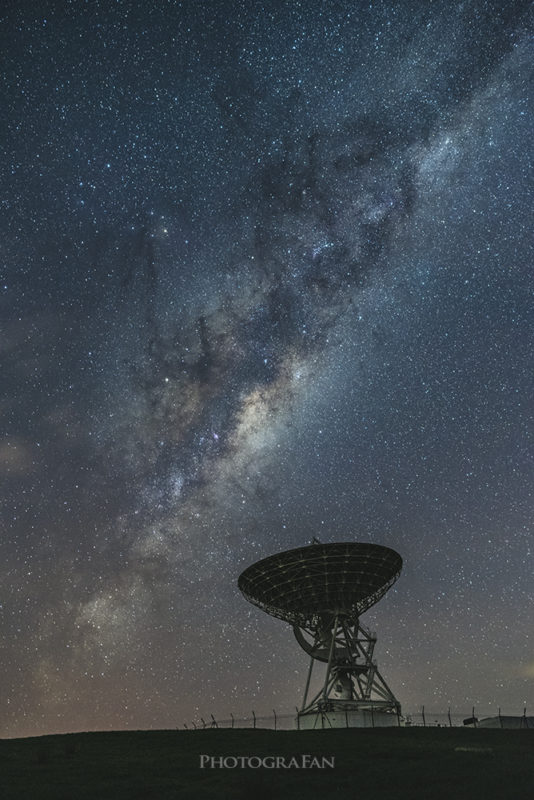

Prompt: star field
[{"left": 1, "top": 0, "right": 533, "bottom": 737}]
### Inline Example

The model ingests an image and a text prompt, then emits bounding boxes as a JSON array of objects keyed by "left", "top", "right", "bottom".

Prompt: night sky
[{"left": 1, "top": 0, "right": 533, "bottom": 738}]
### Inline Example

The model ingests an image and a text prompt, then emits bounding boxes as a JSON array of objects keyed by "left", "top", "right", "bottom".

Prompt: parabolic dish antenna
[
  {"left": 238, "top": 541, "right": 403, "bottom": 729},
  {"left": 238, "top": 542, "right": 402, "bottom": 626}
]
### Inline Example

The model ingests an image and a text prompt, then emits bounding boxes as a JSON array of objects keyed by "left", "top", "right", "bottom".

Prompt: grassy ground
[{"left": 1, "top": 727, "right": 533, "bottom": 799}]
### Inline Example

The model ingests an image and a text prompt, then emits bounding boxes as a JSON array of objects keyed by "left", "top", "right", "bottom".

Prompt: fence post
[
  {"left": 211, "top": 714, "right": 218, "bottom": 728},
  {"left": 273, "top": 709, "right": 277, "bottom": 731},
  {"left": 421, "top": 706, "right": 426, "bottom": 727},
  {"left": 472, "top": 707, "right": 477, "bottom": 728},
  {"left": 201, "top": 717, "right": 206, "bottom": 729},
  {"left": 371, "top": 705, "right": 375, "bottom": 728},
  {"left": 448, "top": 707, "right": 452, "bottom": 727},
  {"left": 252, "top": 710, "right": 256, "bottom": 729},
  {"left": 296, "top": 706, "right": 300, "bottom": 730},
  {"left": 230, "top": 712, "right": 234, "bottom": 729}
]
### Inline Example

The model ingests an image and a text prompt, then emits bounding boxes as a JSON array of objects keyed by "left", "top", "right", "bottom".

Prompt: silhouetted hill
[{"left": 1, "top": 727, "right": 533, "bottom": 799}]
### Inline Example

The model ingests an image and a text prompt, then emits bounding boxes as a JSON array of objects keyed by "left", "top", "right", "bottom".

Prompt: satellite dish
[{"left": 238, "top": 542, "right": 403, "bottom": 729}]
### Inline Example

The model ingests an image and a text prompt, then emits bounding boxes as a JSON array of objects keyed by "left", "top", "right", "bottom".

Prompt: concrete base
[{"left": 297, "top": 708, "right": 403, "bottom": 729}]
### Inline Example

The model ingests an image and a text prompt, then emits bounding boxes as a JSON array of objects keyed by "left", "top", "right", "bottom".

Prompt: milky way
[{"left": 1, "top": 0, "right": 533, "bottom": 737}]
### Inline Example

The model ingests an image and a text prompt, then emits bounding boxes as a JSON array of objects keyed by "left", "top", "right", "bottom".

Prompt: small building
[{"left": 463, "top": 715, "right": 534, "bottom": 729}]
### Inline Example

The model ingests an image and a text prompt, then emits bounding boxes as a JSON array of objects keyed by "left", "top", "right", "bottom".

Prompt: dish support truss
[{"left": 294, "top": 613, "right": 401, "bottom": 721}]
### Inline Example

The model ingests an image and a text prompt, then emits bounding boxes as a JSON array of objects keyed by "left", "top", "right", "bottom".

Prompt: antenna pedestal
[{"left": 295, "top": 615, "right": 401, "bottom": 729}]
